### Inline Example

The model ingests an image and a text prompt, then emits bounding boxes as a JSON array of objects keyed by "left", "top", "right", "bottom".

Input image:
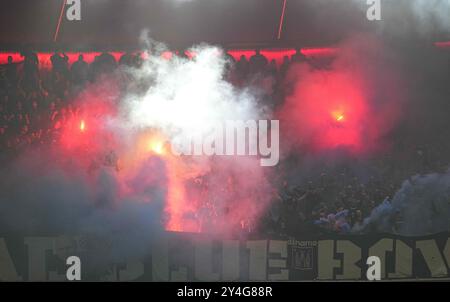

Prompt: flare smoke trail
[
  {"left": 120, "top": 43, "right": 267, "bottom": 141},
  {"left": 352, "top": 0, "right": 450, "bottom": 37},
  {"left": 276, "top": 29, "right": 449, "bottom": 234},
  {"left": 0, "top": 36, "right": 275, "bottom": 261},
  {"left": 355, "top": 169, "right": 450, "bottom": 236},
  {"left": 277, "top": 34, "right": 407, "bottom": 155},
  {"left": 1, "top": 1, "right": 450, "bottom": 270}
]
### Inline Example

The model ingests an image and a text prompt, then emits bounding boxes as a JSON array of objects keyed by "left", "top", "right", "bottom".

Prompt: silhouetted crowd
[
  {"left": 0, "top": 49, "right": 311, "bottom": 157},
  {"left": 1, "top": 49, "right": 449, "bottom": 237},
  {"left": 0, "top": 51, "right": 142, "bottom": 155}
]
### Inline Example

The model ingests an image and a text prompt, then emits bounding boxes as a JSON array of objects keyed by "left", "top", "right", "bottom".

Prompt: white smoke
[
  {"left": 120, "top": 44, "right": 266, "bottom": 143},
  {"left": 112, "top": 37, "right": 275, "bottom": 235},
  {"left": 355, "top": 170, "right": 450, "bottom": 236},
  {"left": 411, "top": 0, "right": 450, "bottom": 34},
  {"left": 377, "top": 0, "right": 450, "bottom": 37},
  {"left": 0, "top": 148, "right": 166, "bottom": 264}
]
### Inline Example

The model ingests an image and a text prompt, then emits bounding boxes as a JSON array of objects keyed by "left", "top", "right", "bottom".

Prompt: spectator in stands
[
  {"left": 5, "top": 55, "right": 18, "bottom": 86},
  {"left": 177, "top": 49, "right": 189, "bottom": 60},
  {"left": 249, "top": 49, "right": 268, "bottom": 74},
  {"left": 224, "top": 53, "right": 237, "bottom": 82},
  {"left": 20, "top": 72, "right": 40, "bottom": 95},
  {"left": 268, "top": 59, "right": 277, "bottom": 76},
  {"left": 236, "top": 55, "right": 249, "bottom": 83},
  {"left": 0, "top": 67, "right": 7, "bottom": 92},
  {"left": 51, "top": 52, "right": 69, "bottom": 76},
  {"left": 351, "top": 210, "right": 365, "bottom": 233},
  {"left": 133, "top": 52, "right": 144, "bottom": 68},
  {"left": 335, "top": 209, "right": 352, "bottom": 234},
  {"left": 280, "top": 55, "right": 290, "bottom": 77},
  {"left": 291, "top": 48, "right": 307, "bottom": 63},
  {"left": 51, "top": 71, "right": 69, "bottom": 100},
  {"left": 22, "top": 50, "right": 39, "bottom": 78},
  {"left": 90, "top": 52, "right": 117, "bottom": 80},
  {"left": 119, "top": 52, "right": 134, "bottom": 66},
  {"left": 1, "top": 47, "right": 449, "bottom": 238},
  {"left": 314, "top": 210, "right": 329, "bottom": 227},
  {"left": 71, "top": 54, "right": 89, "bottom": 86}
]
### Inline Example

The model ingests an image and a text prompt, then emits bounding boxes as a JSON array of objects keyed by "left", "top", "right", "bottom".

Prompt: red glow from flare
[
  {"left": 435, "top": 41, "right": 450, "bottom": 49},
  {"left": 227, "top": 48, "right": 336, "bottom": 65},
  {"left": 302, "top": 47, "right": 337, "bottom": 57},
  {"left": 278, "top": 69, "right": 368, "bottom": 153},
  {"left": 149, "top": 141, "right": 164, "bottom": 155},
  {"left": 332, "top": 111, "right": 345, "bottom": 122},
  {"left": 144, "top": 135, "right": 167, "bottom": 156},
  {"left": 260, "top": 49, "right": 296, "bottom": 65},
  {"left": 165, "top": 158, "right": 195, "bottom": 232},
  {"left": 0, "top": 47, "right": 341, "bottom": 69},
  {"left": 161, "top": 51, "right": 173, "bottom": 60},
  {"left": 227, "top": 50, "right": 256, "bottom": 61},
  {"left": 0, "top": 42, "right": 447, "bottom": 67},
  {"left": 57, "top": 90, "right": 119, "bottom": 167},
  {"left": 0, "top": 52, "right": 125, "bottom": 69}
]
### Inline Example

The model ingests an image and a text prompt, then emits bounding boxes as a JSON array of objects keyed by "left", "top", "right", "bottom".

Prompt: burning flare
[
  {"left": 332, "top": 111, "right": 345, "bottom": 122},
  {"left": 80, "top": 120, "right": 85, "bottom": 132}
]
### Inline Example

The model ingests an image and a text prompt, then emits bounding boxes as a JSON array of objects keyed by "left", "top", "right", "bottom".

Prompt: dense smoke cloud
[
  {"left": 353, "top": 0, "right": 450, "bottom": 38},
  {"left": 121, "top": 43, "right": 266, "bottom": 141},
  {"left": 377, "top": 2, "right": 449, "bottom": 43},
  {"left": 356, "top": 169, "right": 450, "bottom": 235},
  {"left": 276, "top": 29, "right": 449, "bottom": 234},
  {"left": 407, "top": 0, "right": 450, "bottom": 35},
  {"left": 1, "top": 1, "right": 449, "bottom": 267},
  {"left": 0, "top": 35, "right": 275, "bottom": 260},
  {"left": 0, "top": 147, "right": 166, "bottom": 265},
  {"left": 278, "top": 34, "right": 406, "bottom": 155}
]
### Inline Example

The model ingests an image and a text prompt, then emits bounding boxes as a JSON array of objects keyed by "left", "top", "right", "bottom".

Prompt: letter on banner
[
  {"left": 247, "top": 240, "right": 267, "bottom": 280},
  {"left": 416, "top": 240, "right": 447, "bottom": 277},
  {"left": 268, "top": 240, "right": 288, "bottom": 280},
  {"left": 0, "top": 239, "right": 21, "bottom": 281},
  {"left": 336, "top": 240, "right": 361, "bottom": 280},
  {"left": 222, "top": 240, "right": 240, "bottom": 281},
  {"left": 317, "top": 240, "right": 340, "bottom": 280},
  {"left": 195, "top": 239, "right": 220, "bottom": 281},
  {"left": 24, "top": 237, "right": 55, "bottom": 281}
]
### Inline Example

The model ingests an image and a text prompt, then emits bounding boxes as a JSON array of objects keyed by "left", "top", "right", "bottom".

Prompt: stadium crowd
[{"left": 0, "top": 49, "right": 449, "bottom": 237}]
